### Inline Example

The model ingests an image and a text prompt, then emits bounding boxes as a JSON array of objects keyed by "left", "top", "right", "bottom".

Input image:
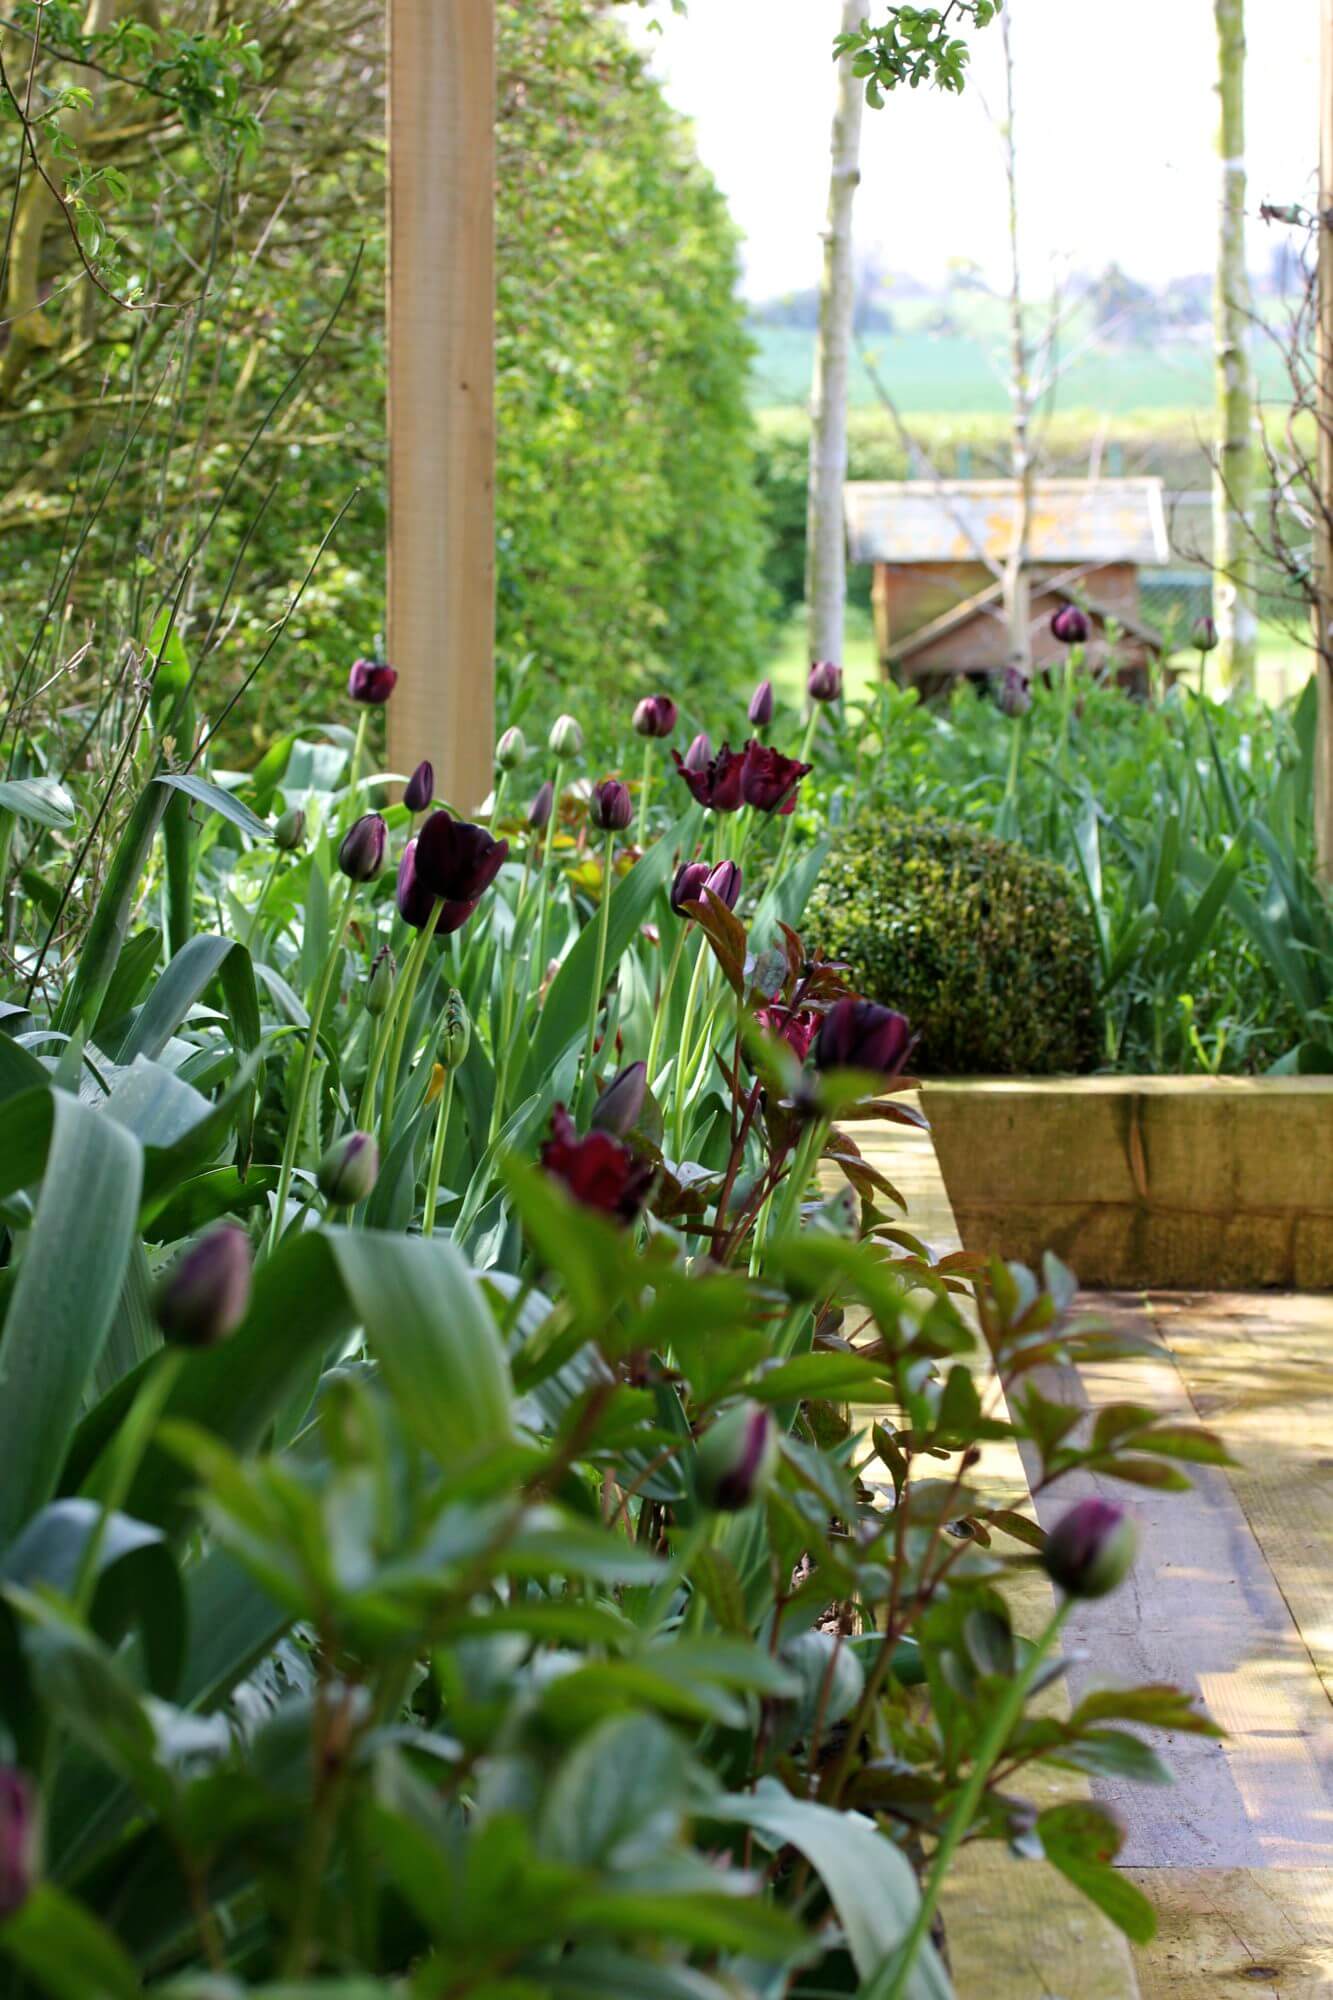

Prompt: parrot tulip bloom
[
  {"left": 739, "top": 740, "right": 812, "bottom": 816},
  {"left": 673, "top": 741, "right": 746, "bottom": 812},
  {"left": 540, "top": 1105, "right": 653, "bottom": 1222}
]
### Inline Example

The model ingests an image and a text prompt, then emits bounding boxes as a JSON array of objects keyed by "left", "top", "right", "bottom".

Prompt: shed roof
[{"left": 844, "top": 477, "right": 1170, "bottom": 567}]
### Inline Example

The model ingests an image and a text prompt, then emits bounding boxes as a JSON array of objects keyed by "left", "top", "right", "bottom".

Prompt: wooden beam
[{"left": 386, "top": 0, "right": 495, "bottom": 811}]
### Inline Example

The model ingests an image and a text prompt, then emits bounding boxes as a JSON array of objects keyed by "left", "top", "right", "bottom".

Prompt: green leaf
[
  {"left": 1038, "top": 1802, "right": 1157, "bottom": 1942},
  {"left": 0, "top": 1884, "right": 142, "bottom": 2000},
  {"left": 155, "top": 770, "right": 271, "bottom": 842},
  {"left": 538, "top": 1713, "right": 689, "bottom": 1868},
  {"left": 0, "top": 776, "right": 76, "bottom": 828}
]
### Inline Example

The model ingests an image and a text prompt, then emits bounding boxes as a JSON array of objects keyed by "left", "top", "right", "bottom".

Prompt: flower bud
[
  {"left": 671, "top": 860, "right": 710, "bottom": 915},
  {"left": 528, "top": 778, "right": 555, "bottom": 832},
  {"left": 154, "top": 1225, "right": 252, "bottom": 1349},
  {"left": 1042, "top": 1498, "right": 1138, "bottom": 1600},
  {"left": 348, "top": 658, "right": 397, "bottom": 705},
  {"left": 807, "top": 660, "right": 843, "bottom": 703},
  {"left": 1192, "top": 614, "right": 1219, "bottom": 654},
  {"left": 1050, "top": 603, "right": 1090, "bottom": 647},
  {"left": 496, "top": 726, "right": 527, "bottom": 772},
  {"left": 549, "top": 713, "right": 583, "bottom": 759},
  {"left": 815, "top": 997, "right": 914, "bottom": 1078},
  {"left": 404, "top": 759, "right": 435, "bottom": 813},
  {"left": 317, "top": 1130, "right": 380, "bottom": 1206},
  {"left": 695, "top": 1401, "right": 779, "bottom": 1512},
  {"left": 365, "top": 946, "right": 396, "bottom": 1016},
  {"left": 0, "top": 1770, "right": 37, "bottom": 1919},
  {"left": 441, "top": 988, "right": 471, "bottom": 1071},
  {"left": 748, "top": 679, "right": 775, "bottom": 728},
  {"left": 997, "top": 665, "right": 1032, "bottom": 718},
  {"left": 590, "top": 1059, "right": 647, "bottom": 1138},
  {"left": 273, "top": 805, "right": 305, "bottom": 852},
  {"left": 682, "top": 731, "right": 712, "bottom": 774},
  {"left": 338, "top": 812, "right": 387, "bottom": 882},
  {"left": 704, "top": 859, "right": 742, "bottom": 911},
  {"left": 633, "top": 694, "right": 679, "bottom": 739},
  {"left": 590, "top": 778, "right": 633, "bottom": 832}
]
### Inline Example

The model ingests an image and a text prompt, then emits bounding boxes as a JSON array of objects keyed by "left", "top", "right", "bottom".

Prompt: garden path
[{"left": 857, "top": 1106, "right": 1333, "bottom": 1999}]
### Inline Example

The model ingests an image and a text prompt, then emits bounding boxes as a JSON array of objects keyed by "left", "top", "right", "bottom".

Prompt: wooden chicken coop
[{"left": 845, "top": 478, "right": 1171, "bottom": 694}]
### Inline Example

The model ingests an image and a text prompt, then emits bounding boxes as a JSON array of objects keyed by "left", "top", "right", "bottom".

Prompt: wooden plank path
[{"left": 854, "top": 1107, "right": 1333, "bottom": 1998}]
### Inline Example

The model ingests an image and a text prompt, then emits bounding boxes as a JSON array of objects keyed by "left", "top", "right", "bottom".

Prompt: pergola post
[
  {"left": 386, "top": 0, "right": 495, "bottom": 811},
  {"left": 1316, "top": 0, "right": 1333, "bottom": 879}
]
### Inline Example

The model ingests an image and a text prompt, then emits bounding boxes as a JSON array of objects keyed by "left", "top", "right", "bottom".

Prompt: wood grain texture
[
  {"left": 386, "top": 0, "right": 495, "bottom": 809},
  {"left": 1126, "top": 1869, "right": 1333, "bottom": 1997}
]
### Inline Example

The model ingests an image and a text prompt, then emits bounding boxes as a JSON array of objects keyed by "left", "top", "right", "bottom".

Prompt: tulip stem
[
  {"left": 577, "top": 829, "right": 617, "bottom": 1116},
  {"left": 671, "top": 932, "right": 711, "bottom": 1164},
  {"left": 378, "top": 911, "right": 438, "bottom": 1148},
  {"left": 530, "top": 759, "right": 564, "bottom": 1000},
  {"left": 73, "top": 1347, "right": 187, "bottom": 1617},
  {"left": 341, "top": 711, "right": 369, "bottom": 831},
  {"left": 647, "top": 920, "right": 689, "bottom": 1090},
  {"left": 422, "top": 1069, "right": 456, "bottom": 1237},
  {"left": 245, "top": 844, "right": 284, "bottom": 952},
  {"left": 868, "top": 1600, "right": 1070, "bottom": 2000},
  {"left": 770, "top": 1115, "right": 827, "bottom": 1244},
  {"left": 636, "top": 739, "right": 654, "bottom": 849},
  {"left": 268, "top": 879, "right": 357, "bottom": 1256},
  {"left": 999, "top": 706, "right": 1026, "bottom": 840},
  {"left": 768, "top": 704, "right": 820, "bottom": 886}
]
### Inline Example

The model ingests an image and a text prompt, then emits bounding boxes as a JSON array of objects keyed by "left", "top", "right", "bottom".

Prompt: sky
[{"left": 633, "top": 0, "right": 1321, "bottom": 299}]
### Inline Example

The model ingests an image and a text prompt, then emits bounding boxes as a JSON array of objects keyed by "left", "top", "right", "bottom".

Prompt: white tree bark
[
  {"left": 1213, "top": 0, "right": 1258, "bottom": 689},
  {"left": 999, "top": 3, "right": 1035, "bottom": 676},
  {"left": 805, "top": 0, "right": 865, "bottom": 669},
  {"left": 1315, "top": 0, "right": 1333, "bottom": 876}
]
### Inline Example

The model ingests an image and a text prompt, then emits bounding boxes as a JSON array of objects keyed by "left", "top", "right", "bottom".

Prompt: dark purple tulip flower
[
  {"left": 1042, "top": 1498, "right": 1138, "bottom": 1600},
  {"left": 671, "top": 860, "right": 710, "bottom": 915},
  {"left": 154, "top": 1224, "right": 252, "bottom": 1349},
  {"left": 338, "top": 812, "right": 388, "bottom": 882},
  {"left": 815, "top": 997, "right": 914, "bottom": 1078},
  {"left": 528, "top": 778, "right": 555, "bottom": 832},
  {"left": 696, "top": 1401, "right": 779, "bottom": 1512},
  {"left": 740, "top": 740, "right": 813, "bottom": 816},
  {"left": 590, "top": 778, "right": 633, "bottom": 832},
  {"left": 673, "top": 741, "right": 746, "bottom": 812},
  {"left": 1050, "top": 604, "right": 1090, "bottom": 647},
  {"left": 404, "top": 760, "right": 434, "bottom": 813},
  {"left": 807, "top": 660, "right": 843, "bottom": 703},
  {"left": 633, "top": 695, "right": 679, "bottom": 739},
  {"left": 748, "top": 679, "right": 775, "bottom": 728},
  {"left": 998, "top": 666, "right": 1032, "bottom": 718},
  {"left": 348, "top": 658, "right": 397, "bottom": 705},
  {"left": 590, "top": 1060, "right": 648, "bottom": 1138},
  {"left": 401, "top": 811, "right": 509, "bottom": 934},
  {"left": 704, "top": 859, "right": 742, "bottom": 910},
  {"left": 682, "top": 732, "right": 713, "bottom": 774},
  {"left": 0, "top": 1771, "right": 36, "bottom": 1918},
  {"left": 1193, "top": 614, "right": 1219, "bottom": 654},
  {"left": 540, "top": 1105, "right": 653, "bottom": 1222}
]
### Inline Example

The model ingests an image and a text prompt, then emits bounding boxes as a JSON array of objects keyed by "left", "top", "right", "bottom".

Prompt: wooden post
[
  {"left": 386, "top": 1, "right": 495, "bottom": 810},
  {"left": 1316, "top": 0, "right": 1333, "bottom": 879},
  {"left": 1212, "top": 0, "right": 1258, "bottom": 690}
]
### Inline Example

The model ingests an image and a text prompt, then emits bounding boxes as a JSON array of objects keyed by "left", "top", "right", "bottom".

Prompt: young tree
[
  {"left": 1316, "top": 0, "right": 1333, "bottom": 873},
  {"left": 1213, "top": 0, "right": 1258, "bottom": 688},
  {"left": 998, "top": 1, "right": 1035, "bottom": 676}
]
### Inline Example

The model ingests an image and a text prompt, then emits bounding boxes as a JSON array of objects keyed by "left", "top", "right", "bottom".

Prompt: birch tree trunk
[
  {"left": 805, "top": 0, "right": 865, "bottom": 670},
  {"left": 1213, "top": 0, "right": 1258, "bottom": 689},
  {"left": 999, "top": 3, "right": 1035, "bottom": 676},
  {"left": 1315, "top": 0, "right": 1333, "bottom": 877}
]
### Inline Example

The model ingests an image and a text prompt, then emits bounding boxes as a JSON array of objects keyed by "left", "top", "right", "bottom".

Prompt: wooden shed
[{"left": 845, "top": 478, "right": 1171, "bottom": 692}]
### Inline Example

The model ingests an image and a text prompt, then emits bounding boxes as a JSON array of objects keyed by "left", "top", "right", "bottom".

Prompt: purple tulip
[
  {"left": 317, "top": 1130, "right": 380, "bottom": 1206},
  {"left": 997, "top": 666, "right": 1032, "bottom": 718},
  {"left": 540, "top": 1105, "right": 654, "bottom": 1223},
  {"left": 807, "top": 660, "right": 843, "bottom": 703},
  {"left": 590, "top": 778, "right": 633, "bottom": 832},
  {"left": 1050, "top": 604, "right": 1090, "bottom": 647},
  {"left": 1042, "top": 1498, "right": 1138, "bottom": 1600},
  {"left": 671, "top": 860, "right": 710, "bottom": 915},
  {"left": 672, "top": 741, "right": 746, "bottom": 813},
  {"left": 696, "top": 1401, "right": 779, "bottom": 1512},
  {"left": 739, "top": 740, "right": 812, "bottom": 816},
  {"left": 0, "top": 1771, "right": 36, "bottom": 1919},
  {"left": 815, "top": 998, "right": 914, "bottom": 1078},
  {"left": 400, "top": 811, "right": 509, "bottom": 934},
  {"left": 632, "top": 695, "right": 679, "bottom": 740},
  {"left": 748, "top": 679, "right": 775, "bottom": 728},
  {"left": 590, "top": 1060, "right": 648, "bottom": 1138},
  {"left": 1193, "top": 614, "right": 1219, "bottom": 654},
  {"left": 682, "top": 732, "right": 713, "bottom": 774},
  {"left": 338, "top": 812, "right": 388, "bottom": 882},
  {"left": 528, "top": 779, "right": 555, "bottom": 832},
  {"left": 404, "top": 760, "right": 434, "bottom": 813},
  {"left": 154, "top": 1225, "right": 252, "bottom": 1349},
  {"left": 704, "top": 859, "right": 742, "bottom": 911},
  {"left": 348, "top": 658, "right": 397, "bottom": 705}
]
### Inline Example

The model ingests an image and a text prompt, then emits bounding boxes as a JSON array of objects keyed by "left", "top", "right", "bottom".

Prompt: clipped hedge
[{"left": 806, "top": 809, "right": 1102, "bottom": 1075}]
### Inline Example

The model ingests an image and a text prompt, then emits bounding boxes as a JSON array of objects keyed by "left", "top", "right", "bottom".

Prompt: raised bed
[{"left": 922, "top": 1077, "right": 1333, "bottom": 1290}]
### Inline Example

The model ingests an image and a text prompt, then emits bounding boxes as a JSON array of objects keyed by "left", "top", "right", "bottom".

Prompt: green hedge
[{"left": 806, "top": 809, "right": 1102, "bottom": 1075}]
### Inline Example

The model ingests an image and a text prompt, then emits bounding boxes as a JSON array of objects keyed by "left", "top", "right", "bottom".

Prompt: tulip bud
[
  {"left": 807, "top": 660, "right": 843, "bottom": 703},
  {"left": 317, "top": 1130, "right": 380, "bottom": 1206},
  {"left": 815, "top": 997, "right": 914, "bottom": 1078},
  {"left": 496, "top": 726, "right": 527, "bottom": 772},
  {"left": 671, "top": 860, "right": 710, "bottom": 915},
  {"left": 273, "top": 805, "right": 305, "bottom": 852},
  {"left": 365, "top": 945, "right": 396, "bottom": 1016},
  {"left": 1192, "top": 614, "right": 1219, "bottom": 654},
  {"left": 997, "top": 665, "right": 1032, "bottom": 718},
  {"left": 704, "top": 859, "right": 742, "bottom": 911},
  {"left": 1050, "top": 603, "right": 1090, "bottom": 647},
  {"left": 591, "top": 1060, "right": 647, "bottom": 1138},
  {"left": 404, "top": 759, "right": 435, "bottom": 813},
  {"left": 348, "top": 658, "right": 397, "bottom": 705},
  {"left": 695, "top": 1401, "right": 779, "bottom": 1512},
  {"left": 441, "top": 988, "right": 471, "bottom": 1071},
  {"left": 632, "top": 694, "right": 679, "bottom": 739},
  {"left": 1043, "top": 1498, "right": 1138, "bottom": 1600},
  {"left": 682, "top": 731, "right": 712, "bottom": 774},
  {"left": 338, "top": 812, "right": 387, "bottom": 882},
  {"left": 748, "top": 679, "right": 775, "bottom": 728},
  {"left": 528, "top": 778, "right": 555, "bottom": 832},
  {"left": 549, "top": 714, "right": 583, "bottom": 759},
  {"left": 154, "top": 1225, "right": 252, "bottom": 1349},
  {"left": 590, "top": 778, "right": 632, "bottom": 832},
  {"left": 0, "top": 1770, "right": 37, "bottom": 1919}
]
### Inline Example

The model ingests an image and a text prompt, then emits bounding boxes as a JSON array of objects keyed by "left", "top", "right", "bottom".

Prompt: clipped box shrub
[{"left": 807, "top": 809, "right": 1102, "bottom": 1075}]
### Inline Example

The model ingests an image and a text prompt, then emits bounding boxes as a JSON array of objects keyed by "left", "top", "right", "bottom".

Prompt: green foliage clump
[{"left": 807, "top": 808, "right": 1102, "bottom": 1074}]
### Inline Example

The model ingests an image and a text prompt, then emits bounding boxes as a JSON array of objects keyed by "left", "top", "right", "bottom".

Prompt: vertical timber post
[
  {"left": 1212, "top": 0, "right": 1257, "bottom": 690},
  {"left": 387, "top": 1, "right": 495, "bottom": 810},
  {"left": 1317, "top": 0, "right": 1333, "bottom": 878}
]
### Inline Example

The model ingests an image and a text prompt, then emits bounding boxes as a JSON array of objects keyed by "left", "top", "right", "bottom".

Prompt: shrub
[{"left": 806, "top": 808, "right": 1102, "bottom": 1074}]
